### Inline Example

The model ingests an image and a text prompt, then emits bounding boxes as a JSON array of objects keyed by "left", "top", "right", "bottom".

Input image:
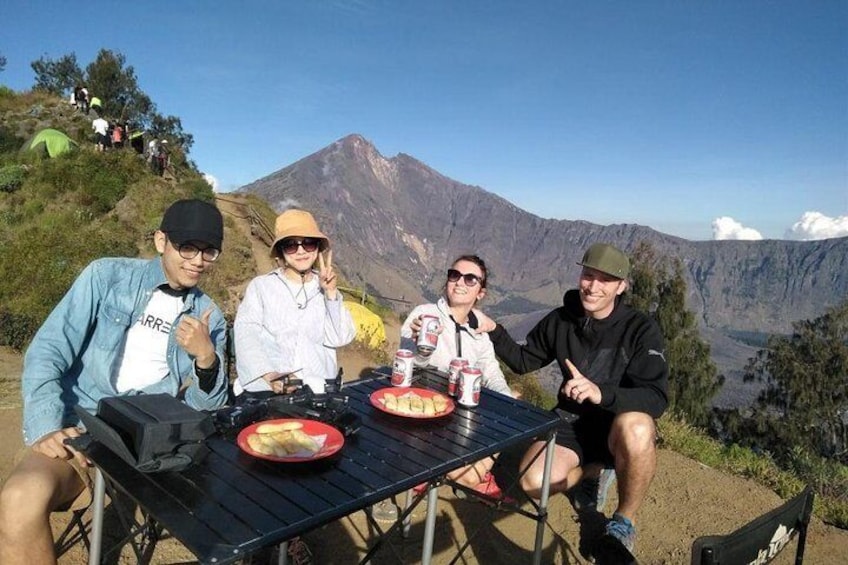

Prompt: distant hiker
[
  {"left": 78, "top": 86, "right": 89, "bottom": 114},
  {"left": 89, "top": 96, "right": 102, "bottom": 113},
  {"left": 129, "top": 128, "right": 144, "bottom": 154},
  {"left": 147, "top": 138, "right": 159, "bottom": 172},
  {"left": 111, "top": 121, "right": 124, "bottom": 148},
  {"left": 68, "top": 88, "right": 76, "bottom": 108},
  {"left": 474, "top": 243, "right": 669, "bottom": 559},
  {"left": 158, "top": 140, "right": 171, "bottom": 176},
  {"left": 0, "top": 199, "right": 228, "bottom": 565},
  {"left": 92, "top": 115, "right": 109, "bottom": 152}
]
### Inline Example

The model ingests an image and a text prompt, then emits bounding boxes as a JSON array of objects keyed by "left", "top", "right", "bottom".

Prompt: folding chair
[
  {"left": 54, "top": 507, "right": 91, "bottom": 558},
  {"left": 691, "top": 486, "right": 814, "bottom": 565}
]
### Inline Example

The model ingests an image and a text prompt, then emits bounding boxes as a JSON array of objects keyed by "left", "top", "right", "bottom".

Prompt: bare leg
[
  {"left": 519, "top": 441, "right": 582, "bottom": 499},
  {"left": 608, "top": 412, "right": 657, "bottom": 523},
  {"left": 0, "top": 453, "right": 85, "bottom": 565},
  {"left": 447, "top": 456, "right": 495, "bottom": 488}
]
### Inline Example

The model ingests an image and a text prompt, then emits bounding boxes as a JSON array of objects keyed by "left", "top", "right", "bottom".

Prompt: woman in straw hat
[{"left": 233, "top": 209, "right": 355, "bottom": 398}]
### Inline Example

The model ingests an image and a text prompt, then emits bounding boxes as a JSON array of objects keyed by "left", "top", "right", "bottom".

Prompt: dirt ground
[{"left": 2, "top": 346, "right": 848, "bottom": 564}]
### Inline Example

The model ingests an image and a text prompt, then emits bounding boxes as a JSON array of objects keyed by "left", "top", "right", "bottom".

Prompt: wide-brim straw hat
[{"left": 269, "top": 209, "right": 330, "bottom": 257}]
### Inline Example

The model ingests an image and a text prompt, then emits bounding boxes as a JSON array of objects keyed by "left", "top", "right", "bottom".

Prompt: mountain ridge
[{"left": 240, "top": 132, "right": 846, "bottom": 333}]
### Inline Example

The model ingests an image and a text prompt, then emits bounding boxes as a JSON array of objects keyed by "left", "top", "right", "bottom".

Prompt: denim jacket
[{"left": 21, "top": 257, "right": 229, "bottom": 445}]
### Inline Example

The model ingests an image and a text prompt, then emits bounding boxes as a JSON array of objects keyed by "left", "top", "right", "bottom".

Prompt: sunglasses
[
  {"left": 279, "top": 238, "right": 320, "bottom": 255},
  {"left": 447, "top": 269, "right": 482, "bottom": 287}
]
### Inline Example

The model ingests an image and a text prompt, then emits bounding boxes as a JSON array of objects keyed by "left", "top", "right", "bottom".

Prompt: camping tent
[{"left": 24, "top": 128, "right": 77, "bottom": 158}]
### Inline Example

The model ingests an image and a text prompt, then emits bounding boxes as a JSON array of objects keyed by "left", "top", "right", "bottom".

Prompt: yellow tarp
[{"left": 344, "top": 301, "right": 386, "bottom": 350}]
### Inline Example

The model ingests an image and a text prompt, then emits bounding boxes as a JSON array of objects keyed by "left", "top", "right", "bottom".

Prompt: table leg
[
  {"left": 88, "top": 468, "right": 106, "bottom": 565},
  {"left": 420, "top": 485, "right": 440, "bottom": 565},
  {"left": 277, "top": 540, "right": 289, "bottom": 565},
  {"left": 533, "top": 431, "right": 556, "bottom": 565}
]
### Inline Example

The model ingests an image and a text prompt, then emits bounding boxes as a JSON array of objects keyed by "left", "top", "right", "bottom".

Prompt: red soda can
[
  {"left": 457, "top": 366, "right": 482, "bottom": 407},
  {"left": 416, "top": 314, "right": 440, "bottom": 355},
  {"left": 391, "top": 349, "right": 414, "bottom": 387},
  {"left": 447, "top": 358, "right": 469, "bottom": 397}
]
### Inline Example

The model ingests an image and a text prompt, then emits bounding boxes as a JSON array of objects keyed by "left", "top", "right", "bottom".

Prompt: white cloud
[
  {"left": 711, "top": 217, "right": 763, "bottom": 241},
  {"left": 785, "top": 211, "right": 848, "bottom": 241},
  {"left": 202, "top": 173, "right": 220, "bottom": 192}
]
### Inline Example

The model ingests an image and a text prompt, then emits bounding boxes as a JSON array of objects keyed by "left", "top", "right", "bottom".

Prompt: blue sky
[{"left": 2, "top": 1, "right": 846, "bottom": 241}]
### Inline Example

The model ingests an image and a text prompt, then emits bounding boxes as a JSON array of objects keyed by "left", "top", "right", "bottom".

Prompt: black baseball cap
[{"left": 159, "top": 199, "right": 223, "bottom": 249}]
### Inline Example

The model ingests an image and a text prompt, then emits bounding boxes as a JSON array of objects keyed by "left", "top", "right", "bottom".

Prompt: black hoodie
[{"left": 489, "top": 289, "right": 669, "bottom": 418}]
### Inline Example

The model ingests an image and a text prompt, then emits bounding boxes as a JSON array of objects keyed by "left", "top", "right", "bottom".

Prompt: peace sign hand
[{"left": 318, "top": 250, "right": 338, "bottom": 299}]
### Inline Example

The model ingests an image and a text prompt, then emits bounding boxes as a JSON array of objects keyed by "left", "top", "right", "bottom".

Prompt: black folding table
[{"left": 83, "top": 369, "right": 559, "bottom": 564}]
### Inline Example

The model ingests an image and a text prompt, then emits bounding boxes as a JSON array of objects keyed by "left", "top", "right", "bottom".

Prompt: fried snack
[
  {"left": 423, "top": 397, "right": 436, "bottom": 416},
  {"left": 288, "top": 429, "right": 320, "bottom": 454},
  {"left": 257, "top": 421, "right": 303, "bottom": 434},
  {"left": 383, "top": 392, "right": 398, "bottom": 411},
  {"left": 432, "top": 394, "right": 449, "bottom": 413},
  {"left": 381, "top": 391, "right": 450, "bottom": 416},
  {"left": 247, "top": 433, "right": 277, "bottom": 456},
  {"left": 410, "top": 394, "right": 424, "bottom": 414}
]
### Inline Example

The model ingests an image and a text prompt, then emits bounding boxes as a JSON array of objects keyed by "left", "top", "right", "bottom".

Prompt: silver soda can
[
  {"left": 447, "top": 357, "right": 469, "bottom": 397},
  {"left": 391, "top": 349, "right": 414, "bottom": 387},
  {"left": 457, "top": 366, "right": 482, "bottom": 407},
  {"left": 416, "top": 314, "right": 440, "bottom": 355}
]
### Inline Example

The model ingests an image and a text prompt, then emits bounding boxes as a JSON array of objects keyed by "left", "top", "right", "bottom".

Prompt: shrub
[
  {"left": 0, "top": 308, "right": 39, "bottom": 350},
  {"left": 0, "top": 165, "right": 26, "bottom": 193}
]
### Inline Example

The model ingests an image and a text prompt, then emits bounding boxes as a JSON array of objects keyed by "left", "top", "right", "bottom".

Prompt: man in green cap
[{"left": 476, "top": 242, "right": 668, "bottom": 560}]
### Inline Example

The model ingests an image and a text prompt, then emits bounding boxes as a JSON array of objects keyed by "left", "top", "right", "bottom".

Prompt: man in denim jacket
[{"left": 0, "top": 199, "right": 228, "bottom": 565}]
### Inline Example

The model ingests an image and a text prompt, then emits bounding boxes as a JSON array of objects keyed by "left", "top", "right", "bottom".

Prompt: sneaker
[
  {"left": 571, "top": 468, "right": 616, "bottom": 512},
  {"left": 604, "top": 512, "right": 636, "bottom": 553},
  {"left": 413, "top": 482, "right": 429, "bottom": 495}
]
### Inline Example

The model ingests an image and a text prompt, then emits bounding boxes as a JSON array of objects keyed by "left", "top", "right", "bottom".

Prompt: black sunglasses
[
  {"left": 279, "top": 238, "right": 320, "bottom": 255},
  {"left": 447, "top": 269, "right": 482, "bottom": 287}
]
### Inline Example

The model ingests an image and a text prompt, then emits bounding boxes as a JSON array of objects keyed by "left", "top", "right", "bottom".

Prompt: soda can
[
  {"left": 457, "top": 366, "right": 482, "bottom": 407},
  {"left": 416, "top": 314, "right": 440, "bottom": 355},
  {"left": 447, "top": 358, "right": 469, "bottom": 397},
  {"left": 391, "top": 349, "right": 414, "bottom": 387}
]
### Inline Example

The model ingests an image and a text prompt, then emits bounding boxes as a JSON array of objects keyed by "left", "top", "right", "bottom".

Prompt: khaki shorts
[{"left": 13, "top": 447, "right": 94, "bottom": 511}]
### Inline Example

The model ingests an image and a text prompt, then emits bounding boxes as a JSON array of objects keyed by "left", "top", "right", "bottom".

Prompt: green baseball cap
[{"left": 578, "top": 243, "right": 630, "bottom": 279}]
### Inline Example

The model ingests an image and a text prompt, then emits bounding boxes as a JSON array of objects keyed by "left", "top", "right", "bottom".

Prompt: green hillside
[{"left": 0, "top": 87, "right": 268, "bottom": 348}]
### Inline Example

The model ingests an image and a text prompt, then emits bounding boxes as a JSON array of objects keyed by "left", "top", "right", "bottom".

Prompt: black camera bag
[{"left": 75, "top": 393, "right": 215, "bottom": 472}]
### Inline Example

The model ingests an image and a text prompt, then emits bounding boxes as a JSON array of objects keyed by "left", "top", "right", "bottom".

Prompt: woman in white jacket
[
  {"left": 401, "top": 255, "right": 514, "bottom": 498},
  {"left": 234, "top": 209, "right": 355, "bottom": 399}
]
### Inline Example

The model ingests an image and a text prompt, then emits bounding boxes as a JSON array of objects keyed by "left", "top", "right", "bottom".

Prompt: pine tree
[
  {"left": 745, "top": 301, "right": 848, "bottom": 462},
  {"left": 627, "top": 241, "right": 723, "bottom": 426}
]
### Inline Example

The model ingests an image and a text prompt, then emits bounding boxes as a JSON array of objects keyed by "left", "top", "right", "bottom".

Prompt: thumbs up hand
[{"left": 176, "top": 308, "right": 217, "bottom": 368}]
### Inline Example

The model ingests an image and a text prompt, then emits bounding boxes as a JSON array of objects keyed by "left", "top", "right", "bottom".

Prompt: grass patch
[{"left": 659, "top": 413, "right": 848, "bottom": 529}]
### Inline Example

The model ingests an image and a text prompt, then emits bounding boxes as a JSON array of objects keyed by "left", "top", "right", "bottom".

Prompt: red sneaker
[{"left": 413, "top": 482, "right": 429, "bottom": 495}]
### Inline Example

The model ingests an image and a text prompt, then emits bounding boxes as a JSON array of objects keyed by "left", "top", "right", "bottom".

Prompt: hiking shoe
[
  {"left": 571, "top": 468, "right": 616, "bottom": 512},
  {"left": 604, "top": 512, "right": 636, "bottom": 553}
]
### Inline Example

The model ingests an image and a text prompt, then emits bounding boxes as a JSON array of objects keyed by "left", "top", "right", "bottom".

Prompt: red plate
[
  {"left": 237, "top": 418, "right": 344, "bottom": 462},
  {"left": 370, "top": 387, "right": 455, "bottom": 419}
]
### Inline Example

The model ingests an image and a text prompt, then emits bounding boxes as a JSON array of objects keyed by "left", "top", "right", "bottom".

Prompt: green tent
[{"left": 25, "top": 128, "right": 78, "bottom": 158}]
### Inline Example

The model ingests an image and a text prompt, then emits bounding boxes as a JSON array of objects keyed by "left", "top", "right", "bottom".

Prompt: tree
[
  {"left": 31, "top": 53, "right": 83, "bottom": 95},
  {"left": 85, "top": 50, "right": 153, "bottom": 122},
  {"left": 745, "top": 301, "right": 848, "bottom": 463},
  {"left": 0, "top": 52, "right": 6, "bottom": 72},
  {"left": 627, "top": 241, "right": 723, "bottom": 427}
]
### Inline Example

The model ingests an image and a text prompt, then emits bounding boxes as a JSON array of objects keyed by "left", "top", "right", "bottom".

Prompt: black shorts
[{"left": 552, "top": 408, "right": 615, "bottom": 467}]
